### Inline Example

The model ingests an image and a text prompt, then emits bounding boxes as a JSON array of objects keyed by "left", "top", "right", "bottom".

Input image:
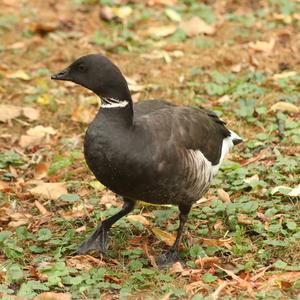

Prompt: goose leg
[
  {"left": 78, "top": 198, "right": 135, "bottom": 254},
  {"left": 156, "top": 204, "right": 191, "bottom": 267}
]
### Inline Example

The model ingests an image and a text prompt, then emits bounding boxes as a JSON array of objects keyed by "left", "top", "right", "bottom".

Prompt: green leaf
[
  {"left": 189, "top": 245, "right": 206, "bottom": 258},
  {"left": 37, "top": 228, "right": 52, "bottom": 241},
  {"left": 0, "top": 230, "right": 12, "bottom": 242},
  {"left": 6, "top": 264, "right": 24, "bottom": 282},
  {"left": 202, "top": 273, "right": 217, "bottom": 283},
  {"left": 273, "top": 260, "right": 287, "bottom": 269},
  {"left": 60, "top": 193, "right": 80, "bottom": 203},
  {"left": 0, "top": 151, "right": 24, "bottom": 168},
  {"left": 128, "top": 260, "right": 143, "bottom": 271},
  {"left": 286, "top": 221, "right": 297, "bottom": 231}
]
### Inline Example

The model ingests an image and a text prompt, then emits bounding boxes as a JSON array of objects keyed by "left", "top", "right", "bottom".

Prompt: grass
[{"left": 0, "top": 0, "right": 299, "bottom": 299}]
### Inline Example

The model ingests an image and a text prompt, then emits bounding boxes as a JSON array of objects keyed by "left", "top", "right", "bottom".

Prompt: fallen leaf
[
  {"left": 165, "top": 8, "right": 182, "bottom": 22},
  {"left": 217, "top": 188, "right": 231, "bottom": 202},
  {"left": 28, "top": 22, "right": 58, "bottom": 35},
  {"left": 127, "top": 214, "right": 150, "bottom": 225},
  {"left": 249, "top": 38, "right": 275, "bottom": 54},
  {"left": 231, "top": 64, "right": 242, "bottom": 73},
  {"left": 33, "top": 292, "right": 71, "bottom": 300},
  {"left": 19, "top": 135, "right": 43, "bottom": 148},
  {"left": 6, "top": 70, "right": 31, "bottom": 80},
  {"left": 264, "top": 271, "right": 300, "bottom": 286},
  {"left": 29, "top": 182, "right": 67, "bottom": 200},
  {"left": 199, "top": 237, "right": 232, "bottom": 249},
  {"left": 272, "top": 71, "right": 297, "bottom": 80},
  {"left": 8, "top": 212, "right": 32, "bottom": 227},
  {"left": 0, "top": 104, "right": 22, "bottom": 122},
  {"left": 270, "top": 102, "right": 299, "bottom": 113},
  {"left": 34, "top": 162, "right": 50, "bottom": 179},
  {"left": 20, "top": 126, "right": 57, "bottom": 148},
  {"left": 143, "top": 25, "right": 177, "bottom": 38},
  {"left": 237, "top": 214, "right": 253, "bottom": 225},
  {"left": 244, "top": 174, "right": 259, "bottom": 184},
  {"left": 288, "top": 184, "right": 300, "bottom": 197},
  {"left": 67, "top": 255, "right": 105, "bottom": 272},
  {"left": 170, "top": 261, "right": 184, "bottom": 273},
  {"left": 71, "top": 104, "right": 95, "bottom": 124},
  {"left": 195, "top": 256, "right": 221, "bottom": 269},
  {"left": 111, "top": 6, "right": 132, "bottom": 20},
  {"left": 0, "top": 180, "right": 11, "bottom": 192},
  {"left": 22, "top": 107, "right": 40, "bottom": 121},
  {"left": 217, "top": 95, "right": 231, "bottom": 104},
  {"left": 147, "top": 0, "right": 177, "bottom": 6},
  {"left": 152, "top": 227, "right": 176, "bottom": 246},
  {"left": 180, "top": 17, "right": 215, "bottom": 37},
  {"left": 27, "top": 125, "right": 57, "bottom": 137},
  {"left": 35, "top": 200, "right": 49, "bottom": 215}
]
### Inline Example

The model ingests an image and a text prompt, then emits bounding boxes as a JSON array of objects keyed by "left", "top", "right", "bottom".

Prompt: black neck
[{"left": 95, "top": 84, "right": 134, "bottom": 128}]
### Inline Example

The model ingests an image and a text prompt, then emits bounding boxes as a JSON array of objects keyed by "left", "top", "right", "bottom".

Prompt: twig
[
  {"left": 276, "top": 110, "right": 285, "bottom": 139},
  {"left": 211, "top": 281, "right": 228, "bottom": 300}
]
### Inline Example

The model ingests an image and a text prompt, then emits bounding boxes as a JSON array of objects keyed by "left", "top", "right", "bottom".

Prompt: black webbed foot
[
  {"left": 155, "top": 250, "right": 182, "bottom": 268},
  {"left": 77, "top": 225, "right": 109, "bottom": 255}
]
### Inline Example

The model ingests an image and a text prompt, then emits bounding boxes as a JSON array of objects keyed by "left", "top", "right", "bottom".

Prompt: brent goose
[{"left": 51, "top": 54, "right": 242, "bottom": 266}]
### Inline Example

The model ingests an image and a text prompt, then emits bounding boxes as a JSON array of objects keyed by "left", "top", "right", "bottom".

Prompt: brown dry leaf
[
  {"left": 27, "top": 125, "right": 57, "bottom": 137},
  {"left": 195, "top": 256, "right": 221, "bottom": 269},
  {"left": 214, "top": 219, "right": 223, "bottom": 230},
  {"left": 33, "top": 292, "right": 71, "bottom": 300},
  {"left": 217, "top": 188, "right": 231, "bottom": 202},
  {"left": 152, "top": 227, "right": 176, "bottom": 246},
  {"left": 127, "top": 214, "right": 150, "bottom": 225},
  {"left": 170, "top": 261, "right": 184, "bottom": 273},
  {"left": 249, "top": 38, "right": 275, "bottom": 54},
  {"left": 0, "top": 180, "right": 11, "bottom": 192},
  {"left": 111, "top": 6, "right": 132, "bottom": 20},
  {"left": 217, "top": 95, "right": 231, "bottom": 104},
  {"left": 264, "top": 271, "right": 300, "bottom": 286},
  {"left": 159, "top": 292, "right": 172, "bottom": 300},
  {"left": 67, "top": 255, "right": 105, "bottom": 272},
  {"left": 29, "top": 182, "right": 67, "bottom": 200},
  {"left": 8, "top": 212, "right": 32, "bottom": 227},
  {"left": 180, "top": 17, "right": 215, "bottom": 37},
  {"left": 143, "top": 25, "right": 177, "bottom": 38},
  {"left": 71, "top": 104, "right": 95, "bottom": 124},
  {"left": 272, "top": 71, "right": 297, "bottom": 80},
  {"left": 19, "top": 135, "right": 43, "bottom": 148},
  {"left": 147, "top": 0, "right": 177, "bottom": 6},
  {"left": 35, "top": 200, "right": 49, "bottom": 215},
  {"left": 186, "top": 280, "right": 205, "bottom": 291},
  {"left": 20, "top": 126, "right": 57, "bottom": 148},
  {"left": 270, "top": 102, "right": 299, "bottom": 113},
  {"left": 28, "top": 23, "right": 58, "bottom": 35},
  {"left": 199, "top": 237, "right": 232, "bottom": 249},
  {"left": 6, "top": 70, "right": 31, "bottom": 80},
  {"left": 34, "top": 162, "right": 50, "bottom": 179},
  {"left": 237, "top": 214, "right": 253, "bottom": 225},
  {"left": 22, "top": 107, "right": 40, "bottom": 121},
  {"left": 0, "top": 104, "right": 22, "bottom": 122}
]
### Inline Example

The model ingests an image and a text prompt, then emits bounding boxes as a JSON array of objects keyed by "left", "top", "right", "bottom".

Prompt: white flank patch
[
  {"left": 212, "top": 130, "right": 242, "bottom": 175},
  {"left": 101, "top": 97, "right": 129, "bottom": 108},
  {"left": 188, "top": 150, "right": 214, "bottom": 197}
]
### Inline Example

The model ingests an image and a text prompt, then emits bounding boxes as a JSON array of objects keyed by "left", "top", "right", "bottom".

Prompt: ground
[{"left": 0, "top": 0, "right": 299, "bottom": 299}]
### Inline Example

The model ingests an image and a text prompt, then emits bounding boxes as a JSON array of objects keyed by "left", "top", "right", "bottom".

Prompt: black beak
[{"left": 51, "top": 67, "right": 71, "bottom": 81}]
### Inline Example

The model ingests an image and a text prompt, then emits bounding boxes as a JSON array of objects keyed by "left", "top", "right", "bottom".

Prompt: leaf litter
[{"left": 0, "top": 0, "right": 300, "bottom": 299}]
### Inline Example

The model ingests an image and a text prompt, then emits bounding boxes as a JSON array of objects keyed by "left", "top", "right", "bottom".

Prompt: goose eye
[{"left": 78, "top": 64, "right": 86, "bottom": 72}]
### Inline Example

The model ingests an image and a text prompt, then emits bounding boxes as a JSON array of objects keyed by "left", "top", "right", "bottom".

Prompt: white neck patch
[{"left": 101, "top": 97, "right": 129, "bottom": 109}]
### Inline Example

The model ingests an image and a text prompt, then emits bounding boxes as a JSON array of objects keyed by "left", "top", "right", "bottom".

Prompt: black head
[{"left": 51, "top": 54, "right": 132, "bottom": 101}]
